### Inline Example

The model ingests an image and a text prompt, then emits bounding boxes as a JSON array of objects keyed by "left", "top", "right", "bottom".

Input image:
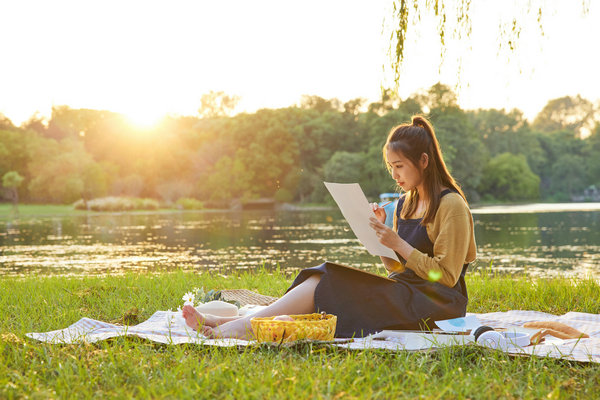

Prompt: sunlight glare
[{"left": 123, "top": 107, "right": 165, "bottom": 130}]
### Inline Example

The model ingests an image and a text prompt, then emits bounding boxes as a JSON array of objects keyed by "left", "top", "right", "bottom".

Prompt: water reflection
[
  {"left": 1, "top": 207, "right": 599, "bottom": 278},
  {"left": 474, "top": 211, "right": 600, "bottom": 278}
]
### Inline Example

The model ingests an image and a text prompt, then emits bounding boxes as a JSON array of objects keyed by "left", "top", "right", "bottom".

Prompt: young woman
[{"left": 183, "top": 115, "right": 476, "bottom": 339}]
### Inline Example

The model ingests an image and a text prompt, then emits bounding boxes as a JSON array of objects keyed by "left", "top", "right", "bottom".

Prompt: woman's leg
[
  {"left": 181, "top": 308, "right": 241, "bottom": 330},
  {"left": 188, "top": 274, "right": 321, "bottom": 339}
]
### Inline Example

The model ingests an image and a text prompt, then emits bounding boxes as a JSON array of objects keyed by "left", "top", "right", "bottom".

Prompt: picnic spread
[{"left": 25, "top": 290, "right": 600, "bottom": 364}]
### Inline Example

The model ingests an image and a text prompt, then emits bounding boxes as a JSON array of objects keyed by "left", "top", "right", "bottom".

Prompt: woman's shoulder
[{"left": 438, "top": 191, "right": 470, "bottom": 217}]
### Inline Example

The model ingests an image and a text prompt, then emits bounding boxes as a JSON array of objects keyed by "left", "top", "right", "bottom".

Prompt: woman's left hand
[{"left": 369, "top": 217, "right": 401, "bottom": 249}]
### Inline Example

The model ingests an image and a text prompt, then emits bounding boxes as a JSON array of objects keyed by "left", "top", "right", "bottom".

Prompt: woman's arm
[
  {"left": 379, "top": 255, "right": 405, "bottom": 273},
  {"left": 371, "top": 219, "right": 415, "bottom": 272},
  {"left": 370, "top": 195, "right": 475, "bottom": 287},
  {"left": 370, "top": 201, "right": 413, "bottom": 273},
  {"left": 403, "top": 211, "right": 474, "bottom": 286}
]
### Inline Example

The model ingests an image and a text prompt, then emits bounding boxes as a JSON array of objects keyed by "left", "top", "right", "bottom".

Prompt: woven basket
[
  {"left": 251, "top": 313, "right": 337, "bottom": 343},
  {"left": 220, "top": 289, "right": 278, "bottom": 307}
]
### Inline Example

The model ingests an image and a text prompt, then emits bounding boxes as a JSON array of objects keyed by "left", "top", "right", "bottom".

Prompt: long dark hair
[{"left": 383, "top": 115, "right": 467, "bottom": 224}]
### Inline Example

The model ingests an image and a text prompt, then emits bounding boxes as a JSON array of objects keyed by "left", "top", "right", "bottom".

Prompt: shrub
[
  {"left": 135, "top": 198, "right": 160, "bottom": 210},
  {"left": 274, "top": 188, "right": 293, "bottom": 203},
  {"left": 175, "top": 197, "right": 204, "bottom": 210},
  {"left": 479, "top": 153, "right": 540, "bottom": 201},
  {"left": 73, "top": 196, "right": 159, "bottom": 211}
]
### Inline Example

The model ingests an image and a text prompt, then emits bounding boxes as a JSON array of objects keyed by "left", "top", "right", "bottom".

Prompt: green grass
[
  {"left": 0, "top": 203, "right": 328, "bottom": 218},
  {"left": 2, "top": 270, "right": 600, "bottom": 399},
  {"left": 0, "top": 204, "right": 193, "bottom": 219},
  {"left": 0, "top": 203, "right": 84, "bottom": 217}
]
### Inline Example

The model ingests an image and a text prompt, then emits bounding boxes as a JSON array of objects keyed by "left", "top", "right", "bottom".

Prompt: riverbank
[
  {"left": 2, "top": 270, "right": 600, "bottom": 398},
  {"left": 0, "top": 204, "right": 222, "bottom": 218},
  {"left": 0, "top": 203, "right": 337, "bottom": 219},
  {"left": 0, "top": 204, "right": 86, "bottom": 217},
  {"left": 5, "top": 200, "right": 600, "bottom": 220}
]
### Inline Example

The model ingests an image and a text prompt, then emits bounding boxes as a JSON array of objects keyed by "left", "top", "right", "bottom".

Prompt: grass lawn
[
  {"left": 2, "top": 270, "right": 600, "bottom": 399},
  {"left": 0, "top": 203, "right": 83, "bottom": 217},
  {"left": 0, "top": 204, "right": 184, "bottom": 218}
]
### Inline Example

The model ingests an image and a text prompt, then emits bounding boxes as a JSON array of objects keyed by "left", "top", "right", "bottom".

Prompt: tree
[
  {"left": 27, "top": 138, "right": 105, "bottom": 204},
  {"left": 198, "top": 156, "right": 245, "bottom": 204},
  {"left": 479, "top": 153, "right": 540, "bottom": 201},
  {"left": 80, "top": 162, "right": 109, "bottom": 207},
  {"left": 323, "top": 152, "right": 365, "bottom": 184},
  {"left": 548, "top": 154, "right": 588, "bottom": 201},
  {"left": 193, "top": 109, "right": 300, "bottom": 203},
  {"left": 343, "top": 98, "right": 366, "bottom": 116},
  {"left": 2, "top": 171, "right": 25, "bottom": 210},
  {"left": 361, "top": 108, "right": 413, "bottom": 198},
  {"left": 293, "top": 168, "right": 326, "bottom": 203},
  {"left": 287, "top": 106, "right": 364, "bottom": 200},
  {"left": 535, "top": 130, "right": 588, "bottom": 198},
  {"left": 300, "top": 95, "right": 342, "bottom": 113},
  {"left": 532, "top": 95, "right": 596, "bottom": 138},
  {"left": 0, "top": 129, "right": 31, "bottom": 177},
  {"left": 468, "top": 108, "right": 547, "bottom": 176},
  {"left": 198, "top": 91, "right": 240, "bottom": 118},
  {"left": 413, "top": 83, "right": 458, "bottom": 113},
  {"left": 156, "top": 180, "right": 192, "bottom": 204},
  {"left": 232, "top": 112, "right": 300, "bottom": 198},
  {"left": 111, "top": 174, "right": 144, "bottom": 197},
  {"left": 367, "top": 89, "right": 401, "bottom": 115},
  {"left": 387, "top": 1, "right": 589, "bottom": 85},
  {"left": 585, "top": 125, "right": 600, "bottom": 187},
  {"left": 0, "top": 114, "right": 15, "bottom": 131},
  {"left": 21, "top": 113, "right": 47, "bottom": 136},
  {"left": 424, "top": 87, "right": 488, "bottom": 200}
]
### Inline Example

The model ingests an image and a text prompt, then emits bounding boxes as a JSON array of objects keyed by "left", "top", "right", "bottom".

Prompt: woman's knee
[{"left": 302, "top": 274, "right": 321, "bottom": 291}]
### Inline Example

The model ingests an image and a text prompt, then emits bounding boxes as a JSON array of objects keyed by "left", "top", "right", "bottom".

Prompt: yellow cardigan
[{"left": 392, "top": 192, "right": 477, "bottom": 288}]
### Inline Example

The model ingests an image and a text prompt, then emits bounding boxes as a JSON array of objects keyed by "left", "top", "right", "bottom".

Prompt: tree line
[{"left": 1, "top": 83, "right": 599, "bottom": 207}]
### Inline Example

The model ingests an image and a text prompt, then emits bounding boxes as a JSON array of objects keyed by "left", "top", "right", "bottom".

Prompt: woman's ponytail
[
  {"left": 411, "top": 115, "right": 433, "bottom": 133},
  {"left": 384, "top": 115, "right": 467, "bottom": 225}
]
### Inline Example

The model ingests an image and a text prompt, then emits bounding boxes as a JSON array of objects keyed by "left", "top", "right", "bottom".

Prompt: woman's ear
[{"left": 420, "top": 153, "right": 429, "bottom": 169}]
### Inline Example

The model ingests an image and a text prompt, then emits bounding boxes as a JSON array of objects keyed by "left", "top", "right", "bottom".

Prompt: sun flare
[{"left": 123, "top": 108, "right": 165, "bottom": 130}]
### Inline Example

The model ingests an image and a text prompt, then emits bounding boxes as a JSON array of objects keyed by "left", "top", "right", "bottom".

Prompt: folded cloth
[{"left": 25, "top": 310, "right": 600, "bottom": 363}]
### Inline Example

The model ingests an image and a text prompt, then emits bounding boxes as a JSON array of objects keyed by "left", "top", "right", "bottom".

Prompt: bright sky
[{"left": 1, "top": 0, "right": 598, "bottom": 127}]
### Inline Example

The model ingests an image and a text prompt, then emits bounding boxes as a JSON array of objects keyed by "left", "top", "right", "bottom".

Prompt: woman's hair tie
[{"left": 411, "top": 116, "right": 432, "bottom": 138}]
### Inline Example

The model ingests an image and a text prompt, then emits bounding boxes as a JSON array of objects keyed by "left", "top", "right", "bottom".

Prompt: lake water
[{"left": 1, "top": 204, "right": 599, "bottom": 279}]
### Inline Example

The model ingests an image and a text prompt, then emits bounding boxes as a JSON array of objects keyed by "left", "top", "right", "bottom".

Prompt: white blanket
[
  {"left": 26, "top": 310, "right": 600, "bottom": 363},
  {"left": 27, "top": 311, "right": 250, "bottom": 347}
]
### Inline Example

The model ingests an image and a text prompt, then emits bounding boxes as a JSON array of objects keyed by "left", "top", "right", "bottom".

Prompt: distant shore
[{"left": 2, "top": 201, "right": 600, "bottom": 219}]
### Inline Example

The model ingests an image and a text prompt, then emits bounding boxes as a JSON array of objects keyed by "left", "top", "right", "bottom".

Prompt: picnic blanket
[{"left": 26, "top": 309, "right": 600, "bottom": 363}]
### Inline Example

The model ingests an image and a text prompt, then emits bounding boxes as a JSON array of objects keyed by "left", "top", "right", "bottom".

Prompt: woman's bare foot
[
  {"left": 200, "top": 317, "right": 255, "bottom": 340},
  {"left": 181, "top": 305, "right": 242, "bottom": 330}
]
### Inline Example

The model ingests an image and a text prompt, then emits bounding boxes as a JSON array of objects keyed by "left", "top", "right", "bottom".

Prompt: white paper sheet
[
  {"left": 435, "top": 315, "right": 482, "bottom": 332},
  {"left": 324, "top": 182, "right": 399, "bottom": 261},
  {"left": 365, "top": 330, "right": 475, "bottom": 350}
]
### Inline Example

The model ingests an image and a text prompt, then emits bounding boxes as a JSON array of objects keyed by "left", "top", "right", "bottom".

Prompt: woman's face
[{"left": 386, "top": 148, "right": 425, "bottom": 192}]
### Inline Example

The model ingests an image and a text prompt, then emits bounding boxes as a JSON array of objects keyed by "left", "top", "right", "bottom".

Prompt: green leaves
[
  {"left": 1, "top": 171, "right": 24, "bottom": 189},
  {"left": 479, "top": 153, "right": 540, "bottom": 201},
  {"left": 3, "top": 87, "right": 599, "bottom": 205}
]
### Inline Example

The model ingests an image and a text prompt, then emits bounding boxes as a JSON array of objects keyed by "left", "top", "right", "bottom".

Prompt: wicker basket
[{"left": 251, "top": 313, "right": 337, "bottom": 343}]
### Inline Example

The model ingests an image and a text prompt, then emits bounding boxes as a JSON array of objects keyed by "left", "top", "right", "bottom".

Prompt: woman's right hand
[{"left": 370, "top": 202, "right": 387, "bottom": 224}]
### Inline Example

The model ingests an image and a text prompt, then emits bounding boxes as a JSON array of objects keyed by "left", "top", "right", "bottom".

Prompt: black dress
[{"left": 285, "top": 190, "right": 468, "bottom": 338}]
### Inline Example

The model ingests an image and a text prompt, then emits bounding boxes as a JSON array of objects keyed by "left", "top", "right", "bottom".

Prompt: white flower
[{"left": 182, "top": 291, "right": 195, "bottom": 305}]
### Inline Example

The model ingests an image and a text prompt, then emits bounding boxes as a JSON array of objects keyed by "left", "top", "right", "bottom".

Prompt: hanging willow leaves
[{"left": 386, "top": 0, "right": 590, "bottom": 86}]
